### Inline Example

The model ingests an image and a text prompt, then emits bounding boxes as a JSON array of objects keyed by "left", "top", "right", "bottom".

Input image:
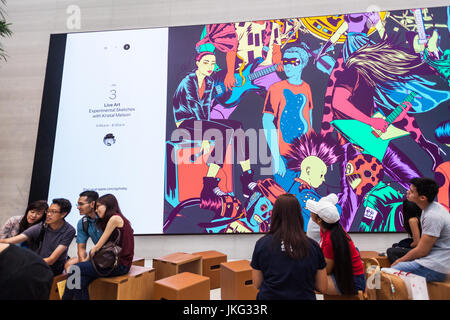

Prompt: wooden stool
[
  {"left": 192, "top": 250, "right": 227, "bottom": 289},
  {"left": 360, "top": 251, "right": 391, "bottom": 268},
  {"left": 427, "top": 281, "right": 450, "bottom": 300},
  {"left": 153, "top": 252, "right": 202, "bottom": 280},
  {"left": 49, "top": 273, "right": 68, "bottom": 300},
  {"left": 220, "top": 260, "right": 258, "bottom": 300},
  {"left": 88, "top": 265, "right": 155, "bottom": 300},
  {"left": 360, "top": 251, "right": 391, "bottom": 279},
  {"left": 132, "top": 256, "right": 145, "bottom": 267},
  {"left": 154, "top": 272, "right": 210, "bottom": 300}
]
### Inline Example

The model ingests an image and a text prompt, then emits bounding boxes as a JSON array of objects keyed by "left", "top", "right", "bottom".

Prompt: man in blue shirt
[{"left": 64, "top": 191, "right": 103, "bottom": 272}]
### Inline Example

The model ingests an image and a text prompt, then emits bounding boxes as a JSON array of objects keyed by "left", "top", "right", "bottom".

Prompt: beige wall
[{"left": 0, "top": 0, "right": 447, "bottom": 259}]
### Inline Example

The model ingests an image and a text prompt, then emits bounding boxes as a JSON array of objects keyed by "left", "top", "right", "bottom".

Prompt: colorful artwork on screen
[{"left": 163, "top": 6, "right": 450, "bottom": 234}]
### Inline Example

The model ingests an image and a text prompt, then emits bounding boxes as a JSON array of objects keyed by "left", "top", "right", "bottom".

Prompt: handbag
[
  {"left": 90, "top": 229, "right": 122, "bottom": 276},
  {"left": 382, "top": 268, "right": 429, "bottom": 300},
  {"left": 365, "top": 258, "right": 409, "bottom": 300}
]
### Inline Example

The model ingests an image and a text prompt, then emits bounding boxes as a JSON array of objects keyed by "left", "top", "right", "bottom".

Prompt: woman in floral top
[{"left": 0, "top": 200, "right": 48, "bottom": 239}]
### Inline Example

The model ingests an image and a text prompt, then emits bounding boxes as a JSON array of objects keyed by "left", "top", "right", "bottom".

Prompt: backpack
[
  {"left": 82, "top": 216, "right": 89, "bottom": 234},
  {"left": 29, "top": 222, "right": 47, "bottom": 251}
]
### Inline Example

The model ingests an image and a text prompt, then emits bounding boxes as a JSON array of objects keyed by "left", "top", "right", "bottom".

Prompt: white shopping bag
[{"left": 381, "top": 268, "right": 429, "bottom": 300}]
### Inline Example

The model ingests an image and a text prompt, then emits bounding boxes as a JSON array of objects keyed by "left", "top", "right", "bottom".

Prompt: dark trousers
[{"left": 387, "top": 238, "right": 414, "bottom": 264}]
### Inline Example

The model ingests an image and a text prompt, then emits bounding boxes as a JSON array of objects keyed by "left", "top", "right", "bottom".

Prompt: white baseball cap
[{"left": 305, "top": 193, "right": 340, "bottom": 224}]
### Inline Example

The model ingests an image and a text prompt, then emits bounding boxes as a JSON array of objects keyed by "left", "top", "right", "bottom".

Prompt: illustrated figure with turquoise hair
[{"left": 262, "top": 45, "right": 314, "bottom": 194}]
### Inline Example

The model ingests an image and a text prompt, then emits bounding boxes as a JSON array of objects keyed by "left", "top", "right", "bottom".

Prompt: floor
[{"left": 145, "top": 259, "right": 324, "bottom": 300}]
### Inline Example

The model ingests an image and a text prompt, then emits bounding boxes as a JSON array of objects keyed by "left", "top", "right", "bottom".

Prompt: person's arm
[
  {"left": 272, "top": 44, "right": 284, "bottom": 72},
  {"left": 332, "top": 87, "right": 388, "bottom": 132},
  {"left": 77, "top": 243, "right": 88, "bottom": 262},
  {"left": 315, "top": 267, "right": 328, "bottom": 294},
  {"left": 0, "top": 217, "right": 18, "bottom": 239},
  {"left": 408, "top": 217, "right": 421, "bottom": 248},
  {"left": 224, "top": 50, "right": 237, "bottom": 91},
  {"left": 44, "top": 244, "right": 67, "bottom": 266},
  {"left": 0, "top": 233, "right": 28, "bottom": 244},
  {"left": 325, "top": 258, "right": 334, "bottom": 275},
  {"left": 391, "top": 234, "right": 437, "bottom": 266},
  {"left": 262, "top": 113, "right": 286, "bottom": 177},
  {"left": 252, "top": 269, "right": 263, "bottom": 290},
  {"left": 90, "top": 215, "right": 124, "bottom": 257}
]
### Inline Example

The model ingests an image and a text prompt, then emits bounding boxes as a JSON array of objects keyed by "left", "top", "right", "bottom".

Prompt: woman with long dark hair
[
  {"left": 387, "top": 199, "right": 422, "bottom": 263},
  {"left": 0, "top": 200, "right": 48, "bottom": 239},
  {"left": 306, "top": 194, "right": 365, "bottom": 295},
  {"left": 251, "top": 194, "right": 327, "bottom": 300},
  {"left": 62, "top": 194, "right": 134, "bottom": 300}
]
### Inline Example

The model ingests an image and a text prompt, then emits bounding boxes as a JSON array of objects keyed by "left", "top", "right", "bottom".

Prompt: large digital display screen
[{"left": 30, "top": 6, "right": 450, "bottom": 234}]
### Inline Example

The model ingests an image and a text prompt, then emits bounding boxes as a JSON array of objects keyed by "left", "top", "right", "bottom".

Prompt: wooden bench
[
  {"left": 88, "top": 265, "right": 155, "bottom": 300},
  {"left": 132, "top": 256, "right": 145, "bottom": 267},
  {"left": 220, "top": 260, "right": 258, "bottom": 300},
  {"left": 427, "top": 281, "right": 450, "bottom": 300},
  {"left": 49, "top": 273, "right": 68, "bottom": 300},
  {"left": 360, "top": 251, "right": 391, "bottom": 268},
  {"left": 153, "top": 252, "right": 202, "bottom": 280},
  {"left": 192, "top": 250, "right": 227, "bottom": 289},
  {"left": 154, "top": 272, "right": 210, "bottom": 300}
]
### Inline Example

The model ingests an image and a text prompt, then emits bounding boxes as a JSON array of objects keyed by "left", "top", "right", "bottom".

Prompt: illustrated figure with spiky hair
[{"left": 284, "top": 131, "right": 344, "bottom": 234}]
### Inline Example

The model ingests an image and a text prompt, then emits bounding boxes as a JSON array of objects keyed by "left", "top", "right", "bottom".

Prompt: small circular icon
[
  {"left": 103, "top": 133, "right": 116, "bottom": 146},
  {"left": 124, "top": 44, "right": 130, "bottom": 50}
]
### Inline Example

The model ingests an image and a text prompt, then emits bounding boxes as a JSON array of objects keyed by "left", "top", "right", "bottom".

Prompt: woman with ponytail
[
  {"left": 251, "top": 194, "right": 327, "bottom": 300},
  {"left": 306, "top": 194, "right": 365, "bottom": 295}
]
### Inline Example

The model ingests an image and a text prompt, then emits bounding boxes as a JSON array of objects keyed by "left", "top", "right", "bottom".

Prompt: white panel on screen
[{"left": 48, "top": 28, "right": 169, "bottom": 234}]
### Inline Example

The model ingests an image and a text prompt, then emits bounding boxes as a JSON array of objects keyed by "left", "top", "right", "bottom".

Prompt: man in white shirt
[{"left": 392, "top": 177, "right": 449, "bottom": 282}]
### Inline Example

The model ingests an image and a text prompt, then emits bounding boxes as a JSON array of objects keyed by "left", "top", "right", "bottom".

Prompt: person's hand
[
  {"left": 366, "top": 12, "right": 380, "bottom": 25},
  {"left": 391, "top": 258, "right": 402, "bottom": 267},
  {"left": 224, "top": 72, "right": 236, "bottom": 91},
  {"left": 274, "top": 61, "right": 284, "bottom": 72},
  {"left": 273, "top": 155, "right": 287, "bottom": 177},
  {"left": 200, "top": 140, "right": 211, "bottom": 155},
  {"left": 396, "top": 101, "right": 412, "bottom": 121},
  {"left": 90, "top": 246, "right": 99, "bottom": 257},
  {"left": 371, "top": 117, "right": 389, "bottom": 133}
]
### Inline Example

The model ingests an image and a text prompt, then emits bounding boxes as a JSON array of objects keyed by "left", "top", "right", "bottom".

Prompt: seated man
[
  {"left": 392, "top": 177, "right": 450, "bottom": 282},
  {"left": 65, "top": 191, "right": 102, "bottom": 271},
  {"left": 0, "top": 242, "right": 54, "bottom": 299},
  {"left": 0, "top": 198, "right": 76, "bottom": 276}
]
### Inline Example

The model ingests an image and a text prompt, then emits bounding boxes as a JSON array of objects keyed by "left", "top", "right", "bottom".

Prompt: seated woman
[
  {"left": 0, "top": 200, "right": 48, "bottom": 243},
  {"left": 251, "top": 194, "right": 328, "bottom": 300},
  {"left": 306, "top": 193, "right": 365, "bottom": 296},
  {"left": 387, "top": 199, "right": 422, "bottom": 264},
  {"left": 62, "top": 194, "right": 134, "bottom": 300}
]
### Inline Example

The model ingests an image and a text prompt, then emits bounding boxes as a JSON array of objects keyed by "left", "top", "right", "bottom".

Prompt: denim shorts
[
  {"left": 392, "top": 261, "right": 448, "bottom": 282},
  {"left": 331, "top": 273, "right": 366, "bottom": 295}
]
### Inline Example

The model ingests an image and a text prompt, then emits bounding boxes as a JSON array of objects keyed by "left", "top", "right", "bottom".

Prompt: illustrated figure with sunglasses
[
  {"left": 64, "top": 190, "right": 103, "bottom": 272},
  {"left": 0, "top": 198, "right": 76, "bottom": 276},
  {"left": 262, "top": 46, "right": 314, "bottom": 192}
]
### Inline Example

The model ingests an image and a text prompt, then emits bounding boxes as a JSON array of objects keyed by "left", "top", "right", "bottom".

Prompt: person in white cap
[{"left": 305, "top": 193, "right": 365, "bottom": 296}]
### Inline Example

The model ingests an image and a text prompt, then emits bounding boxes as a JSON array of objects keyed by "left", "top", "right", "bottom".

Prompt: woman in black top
[
  {"left": 251, "top": 194, "right": 327, "bottom": 300},
  {"left": 387, "top": 199, "right": 422, "bottom": 263}
]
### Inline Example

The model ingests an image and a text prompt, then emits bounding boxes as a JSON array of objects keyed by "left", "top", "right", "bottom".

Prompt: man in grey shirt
[
  {"left": 0, "top": 198, "right": 76, "bottom": 275},
  {"left": 392, "top": 177, "right": 449, "bottom": 282}
]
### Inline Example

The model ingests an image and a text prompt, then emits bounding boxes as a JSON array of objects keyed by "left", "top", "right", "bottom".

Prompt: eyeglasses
[
  {"left": 77, "top": 202, "right": 90, "bottom": 207},
  {"left": 282, "top": 58, "right": 301, "bottom": 66},
  {"left": 46, "top": 210, "right": 61, "bottom": 215}
]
